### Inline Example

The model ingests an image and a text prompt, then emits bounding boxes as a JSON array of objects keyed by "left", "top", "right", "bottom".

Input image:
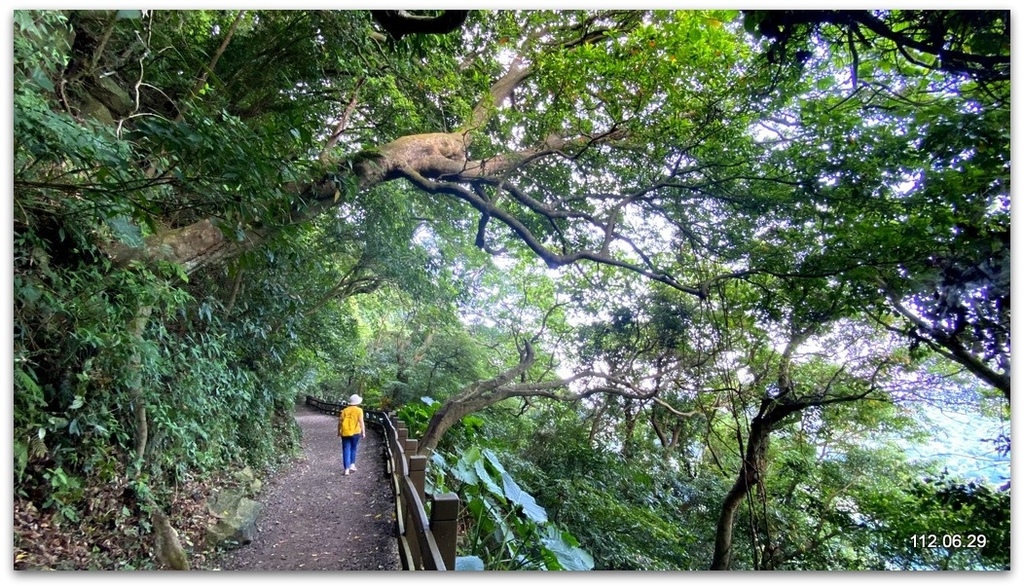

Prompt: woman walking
[{"left": 338, "top": 394, "right": 366, "bottom": 475}]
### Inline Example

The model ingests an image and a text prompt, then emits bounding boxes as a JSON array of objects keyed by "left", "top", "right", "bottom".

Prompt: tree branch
[
  {"left": 396, "top": 167, "right": 705, "bottom": 298},
  {"left": 370, "top": 10, "right": 470, "bottom": 41},
  {"left": 187, "top": 10, "right": 247, "bottom": 103}
]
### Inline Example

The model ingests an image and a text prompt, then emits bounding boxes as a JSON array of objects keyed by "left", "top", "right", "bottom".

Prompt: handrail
[{"left": 305, "top": 396, "right": 459, "bottom": 570}]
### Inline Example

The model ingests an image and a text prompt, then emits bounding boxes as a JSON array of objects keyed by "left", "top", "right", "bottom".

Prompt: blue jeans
[{"left": 341, "top": 435, "right": 361, "bottom": 470}]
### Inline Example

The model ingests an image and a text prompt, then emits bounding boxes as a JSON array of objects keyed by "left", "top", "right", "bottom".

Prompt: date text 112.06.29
[{"left": 910, "top": 534, "right": 987, "bottom": 549}]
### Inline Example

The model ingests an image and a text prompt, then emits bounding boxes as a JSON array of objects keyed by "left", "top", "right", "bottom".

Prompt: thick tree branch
[
  {"left": 320, "top": 77, "right": 365, "bottom": 161},
  {"left": 187, "top": 10, "right": 246, "bottom": 103},
  {"left": 754, "top": 10, "right": 1009, "bottom": 81},
  {"left": 463, "top": 57, "right": 532, "bottom": 132},
  {"left": 396, "top": 167, "right": 704, "bottom": 298},
  {"left": 880, "top": 286, "right": 1010, "bottom": 400},
  {"left": 370, "top": 10, "right": 470, "bottom": 41},
  {"left": 417, "top": 353, "right": 665, "bottom": 455}
]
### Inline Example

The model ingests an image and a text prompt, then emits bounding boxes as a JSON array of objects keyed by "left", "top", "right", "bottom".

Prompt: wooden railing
[{"left": 305, "top": 396, "right": 460, "bottom": 570}]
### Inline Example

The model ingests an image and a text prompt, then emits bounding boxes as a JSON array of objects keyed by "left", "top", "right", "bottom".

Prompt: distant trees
[{"left": 13, "top": 9, "right": 1008, "bottom": 570}]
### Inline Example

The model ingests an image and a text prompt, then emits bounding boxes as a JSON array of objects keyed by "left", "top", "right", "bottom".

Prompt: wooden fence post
[
  {"left": 397, "top": 421, "right": 408, "bottom": 447},
  {"left": 402, "top": 488, "right": 423, "bottom": 569},
  {"left": 406, "top": 453, "right": 428, "bottom": 570},
  {"left": 408, "top": 453, "right": 427, "bottom": 504},
  {"left": 404, "top": 438, "right": 418, "bottom": 457},
  {"left": 430, "top": 493, "right": 460, "bottom": 571}
]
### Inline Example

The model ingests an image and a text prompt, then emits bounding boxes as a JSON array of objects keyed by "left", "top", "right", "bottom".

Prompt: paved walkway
[{"left": 214, "top": 403, "right": 401, "bottom": 571}]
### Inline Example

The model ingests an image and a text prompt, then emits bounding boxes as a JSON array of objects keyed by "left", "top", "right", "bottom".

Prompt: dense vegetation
[{"left": 11, "top": 9, "right": 1010, "bottom": 570}]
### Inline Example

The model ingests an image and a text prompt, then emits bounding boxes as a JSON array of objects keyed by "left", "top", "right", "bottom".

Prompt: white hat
[{"left": 348, "top": 394, "right": 362, "bottom": 405}]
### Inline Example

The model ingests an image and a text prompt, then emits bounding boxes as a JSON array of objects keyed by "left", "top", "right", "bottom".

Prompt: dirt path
[{"left": 212, "top": 403, "right": 401, "bottom": 571}]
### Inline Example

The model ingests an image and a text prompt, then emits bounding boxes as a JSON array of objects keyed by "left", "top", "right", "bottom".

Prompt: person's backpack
[{"left": 339, "top": 406, "right": 360, "bottom": 436}]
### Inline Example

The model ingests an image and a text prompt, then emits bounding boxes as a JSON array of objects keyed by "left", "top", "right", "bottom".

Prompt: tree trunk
[
  {"left": 129, "top": 305, "right": 154, "bottom": 468},
  {"left": 710, "top": 414, "right": 770, "bottom": 570},
  {"left": 621, "top": 398, "right": 639, "bottom": 459},
  {"left": 417, "top": 393, "right": 495, "bottom": 455},
  {"left": 710, "top": 390, "right": 809, "bottom": 570},
  {"left": 416, "top": 341, "right": 537, "bottom": 454}
]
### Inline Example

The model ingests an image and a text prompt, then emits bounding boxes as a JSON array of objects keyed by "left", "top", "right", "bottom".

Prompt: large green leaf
[
  {"left": 455, "top": 555, "right": 485, "bottom": 571},
  {"left": 450, "top": 446, "right": 482, "bottom": 485},
  {"left": 540, "top": 527, "right": 595, "bottom": 571},
  {"left": 473, "top": 459, "right": 503, "bottom": 497},
  {"left": 500, "top": 471, "right": 548, "bottom": 524}
]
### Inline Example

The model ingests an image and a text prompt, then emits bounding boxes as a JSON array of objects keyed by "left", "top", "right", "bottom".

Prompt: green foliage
[
  {"left": 13, "top": 11, "right": 71, "bottom": 97},
  {"left": 396, "top": 396, "right": 439, "bottom": 439},
  {"left": 430, "top": 447, "right": 594, "bottom": 570},
  {"left": 11, "top": 7, "right": 1009, "bottom": 572},
  {"left": 856, "top": 473, "right": 1010, "bottom": 570},
  {"left": 13, "top": 10, "right": 311, "bottom": 556},
  {"left": 506, "top": 402, "right": 718, "bottom": 570}
]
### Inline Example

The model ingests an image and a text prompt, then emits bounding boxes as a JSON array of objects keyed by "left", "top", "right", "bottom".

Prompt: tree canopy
[{"left": 11, "top": 9, "right": 1010, "bottom": 571}]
